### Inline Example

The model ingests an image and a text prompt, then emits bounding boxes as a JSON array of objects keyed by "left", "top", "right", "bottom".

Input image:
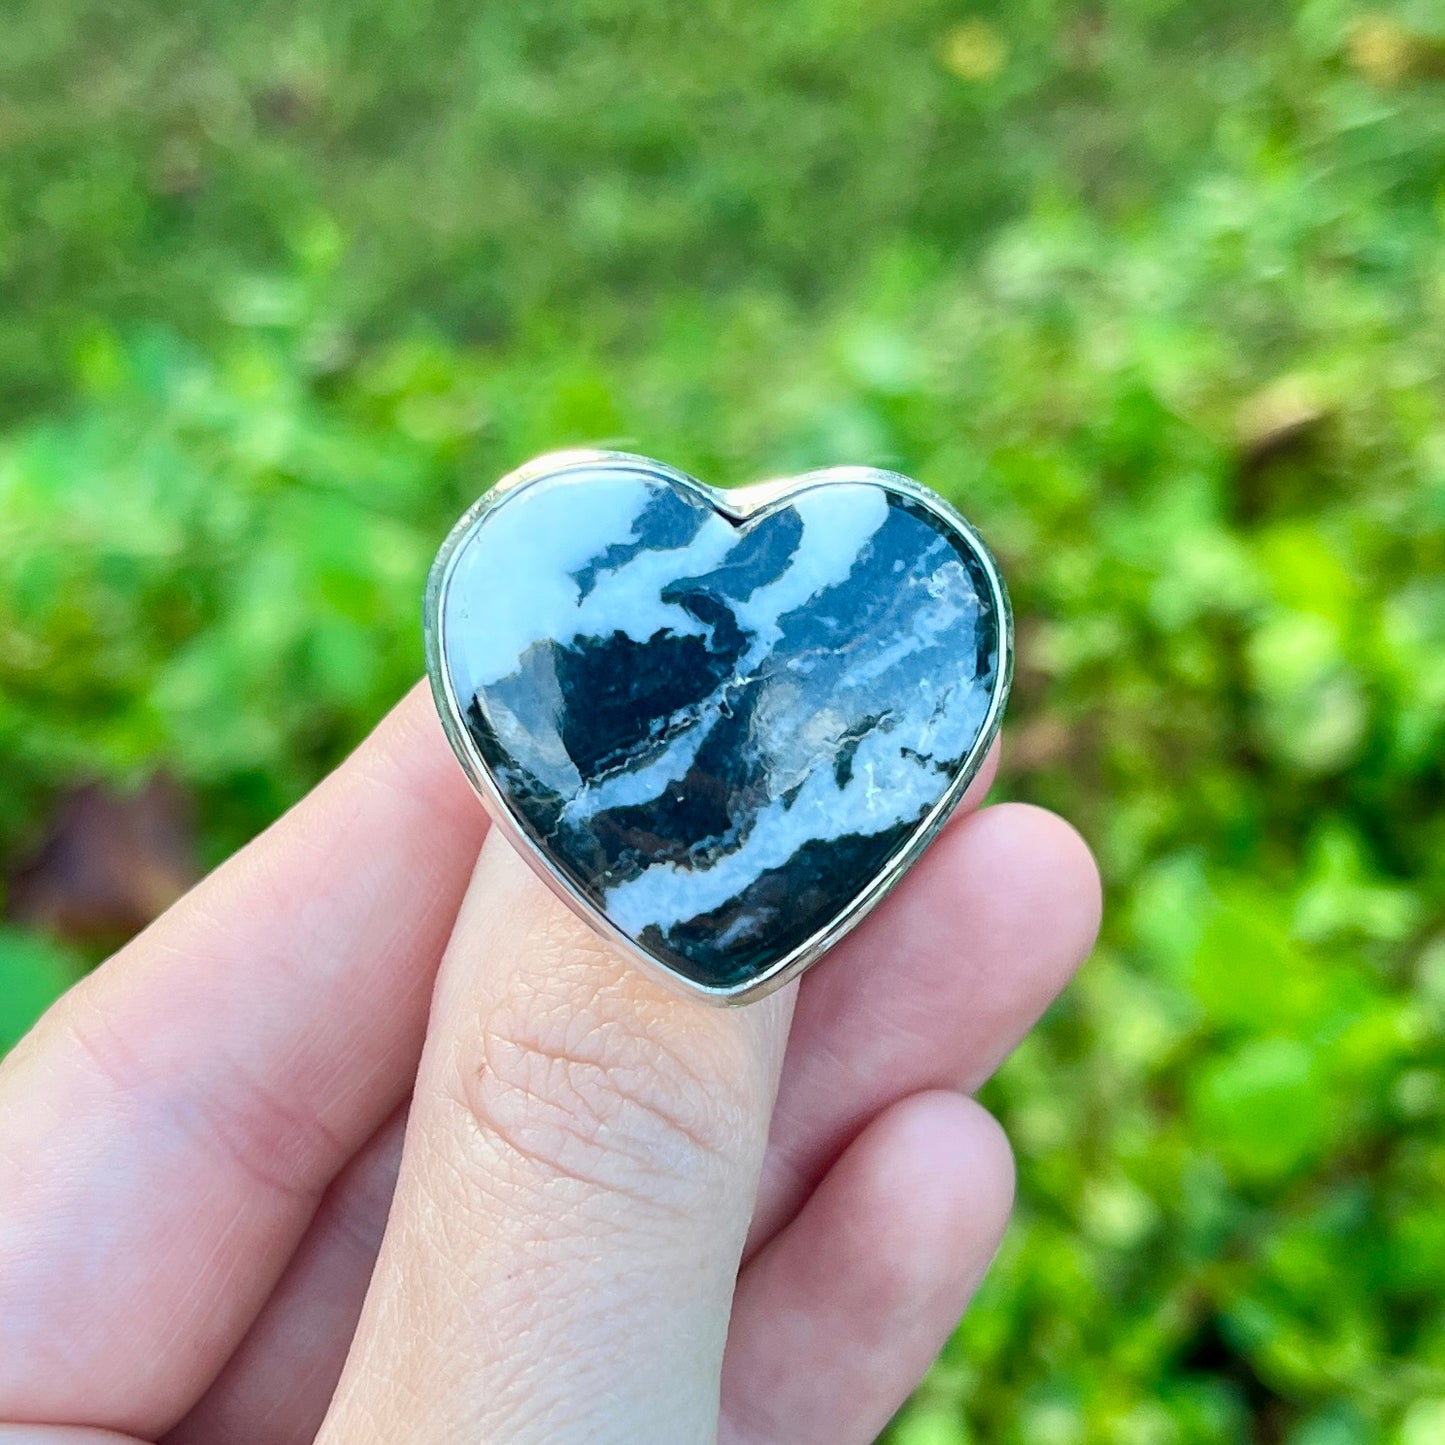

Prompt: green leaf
[{"left": 1189, "top": 1037, "right": 1334, "bottom": 1184}]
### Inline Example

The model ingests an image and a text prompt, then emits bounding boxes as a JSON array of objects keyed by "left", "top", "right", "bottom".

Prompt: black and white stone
[{"left": 431, "top": 457, "right": 1007, "bottom": 994}]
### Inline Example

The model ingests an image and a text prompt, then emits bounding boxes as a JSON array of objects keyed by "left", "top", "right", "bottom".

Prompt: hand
[{"left": 0, "top": 685, "right": 1099, "bottom": 1445}]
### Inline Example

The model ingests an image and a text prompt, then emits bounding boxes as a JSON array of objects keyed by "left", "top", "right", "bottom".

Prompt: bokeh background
[{"left": 3, "top": 1, "right": 1445, "bottom": 1439}]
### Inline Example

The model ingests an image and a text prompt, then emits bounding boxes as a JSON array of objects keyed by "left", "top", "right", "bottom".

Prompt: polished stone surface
[{"left": 439, "top": 463, "right": 1003, "bottom": 989}]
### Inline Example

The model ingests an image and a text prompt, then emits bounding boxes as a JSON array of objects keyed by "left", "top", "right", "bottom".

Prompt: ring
[{"left": 425, "top": 451, "right": 1011, "bottom": 1004}]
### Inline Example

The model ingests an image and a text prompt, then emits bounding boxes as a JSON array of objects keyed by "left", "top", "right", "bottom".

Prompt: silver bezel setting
[{"left": 424, "top": 449, "right": 1014, "bottom": 1006}]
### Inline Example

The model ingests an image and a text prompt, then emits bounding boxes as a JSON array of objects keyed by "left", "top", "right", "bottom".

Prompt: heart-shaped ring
[{"left": 425, "top": 451, "right": 1011, "bottom": 1004}]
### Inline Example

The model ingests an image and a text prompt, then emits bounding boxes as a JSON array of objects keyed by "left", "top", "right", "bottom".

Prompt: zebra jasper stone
[{"left": 428, "top": 455, "right": 1008, "bottom": 997}]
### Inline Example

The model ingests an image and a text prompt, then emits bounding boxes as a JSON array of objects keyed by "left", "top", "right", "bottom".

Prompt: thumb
[{"left": 319, "top": 828, "right": 794, "bottom": 1445}]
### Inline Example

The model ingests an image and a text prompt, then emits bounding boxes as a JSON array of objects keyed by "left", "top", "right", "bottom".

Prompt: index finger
[{"left": 0, "top": 684, "right": 487, "bottom": 1439}]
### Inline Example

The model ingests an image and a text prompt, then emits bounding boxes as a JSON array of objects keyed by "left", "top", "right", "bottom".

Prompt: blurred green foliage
[{"left": 3, "top": 0, "right": 1445, "bottom": 1438}]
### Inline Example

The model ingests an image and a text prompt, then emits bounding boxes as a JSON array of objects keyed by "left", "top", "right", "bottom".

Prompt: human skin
[{"left": 0, "top": 683, "right": 1100, "bottom": 1445}]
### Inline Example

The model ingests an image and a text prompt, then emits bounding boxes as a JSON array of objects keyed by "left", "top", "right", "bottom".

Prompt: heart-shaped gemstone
[{"left": 426, "top": 452, "right": 1010, "bottom": 1001}]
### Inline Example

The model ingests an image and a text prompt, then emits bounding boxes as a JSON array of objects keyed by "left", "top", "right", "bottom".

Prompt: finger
[
  {"left": 162, "top": 1109, "right": 408, "bottom": 1445},
  {"left": 319, "top": 831, "right": 794, "bottom": 1445},
  {"left": 720, "top": 1091, "right": 1014, "bottom": 1445},
  {"left": 750, "top": 802, "right": 1099, "bottom": 1251},
  {"left": 0, "top": 685, "right": 487, "bottom": 1437}
]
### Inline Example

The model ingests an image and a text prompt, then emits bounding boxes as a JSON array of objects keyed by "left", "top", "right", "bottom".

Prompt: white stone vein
[
  {"left": 602, "top": 627, "right": 990, "bottom": 937},
  {"left": 453, "top": 475, "right": 896, "bottom": 821},
  {"left": 558, "top": 707, "right": 718, "bottom": 821},
  {"left": 446, "top": 474, "right": 891, "bottom": 695}
]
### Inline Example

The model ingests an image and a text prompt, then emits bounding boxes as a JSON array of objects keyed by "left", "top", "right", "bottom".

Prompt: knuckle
[
  {"left": 59, "top": 987, "right": 344, "bottom": 1206},
  {"left": 445, "top": 948, "right": 760, "bottom": 1210}
]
